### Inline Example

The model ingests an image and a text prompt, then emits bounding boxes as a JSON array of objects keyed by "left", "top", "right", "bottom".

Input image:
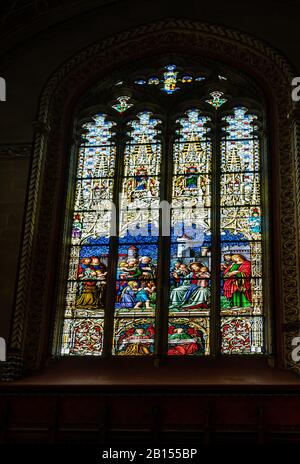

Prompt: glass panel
[
  {"left": 221, "top": 172, "right": 260, "bottom": 206},
  {"left": 71, "top": 211, "right": 113, "bottom": 244},
  {"left": 78, "top": 146, "right": 116, "bottom": 178},
  {"left": 221, "top": 139, "right": 260, "bottom": 172},
  {"left": 113, "top": 318, "right": 155, "bottom": 355},
  {"left": 221, "top": 276, "right": 263, "bottom": 316},
  {"left": 66, "top": 245, "right": 109, "bottom": 316},
  {"left": 220, "top": 241, "right": 262, "bottom": 277},
  {"left": 221, "top": 206, "right": 261, "bottom": 241},
  {"left": 223, "top": 107, "right": 258, "bottom": 140},
  {"left": 133, "top": 64, "right": 205, "bottom": 94},
  {"left": 115, "top": 243, "right": 158, "bottom": 317},
  {"left": 168, "top": 109, "right": 212, "bottom": 328},
  {"left": 172, "top": 175, "right": 211, "bottom": 207},
  {"left": 175, "top": 110, "right": 211, "bottom": 142},
  {"left": 112, "top": 95, "right": 133, "bottom": 113},
  {"left": 168, "top": 318, "right": 210, "bottom": 355},
  {"left": 119, "top": 210, "right": 159, "bottom": 238},
  {"left": 82, "top": 114, "right": 115, "bottom": 146},
  {"left": 60, "top": 101, "right": 266, "bottom": 358},
  {"left": 220, "top": 107, "right": 263, "bottom": 354},
  {"left": 206, "top": 91, "right": 227, "bottom": 109},
  {"left": 221, "top": 317, "right": 264, "bottom": 354},
  {"left": 123, "top": 143, "right": 161, "bottom": 176},
  {"left": 173, "top": 141, "right": 211, "bottom": 174},
  {"left": 112, "top": 112, "right": 161, "bottom": 353},
  {"left": 61, "top": 318, "right": 104, "bottom": 355},
  {"left": 61, "top": 114, "right": 116, "bottom": 355},
  {"left": 121, "top": 176, "right": 160, "bottom": 208},
  {"left": 170, "top": 219, "right": 211, "bottom": 316}
]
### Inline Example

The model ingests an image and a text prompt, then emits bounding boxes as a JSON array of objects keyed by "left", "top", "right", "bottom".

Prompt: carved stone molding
[
  {"left": 1, "top": 350, "right": 23, "bottom": 382},
  {"left": 290, "top": 109, "right": 300, "bottom": 254},
  {"left": 32, "top": 120, "right": 51, "bottom": 135},
  {"left": 0, "top": 143, "right": 31, "bottom": 158},
  {"left": 8, "top": 18, "right": 300, "bottom": 379}
]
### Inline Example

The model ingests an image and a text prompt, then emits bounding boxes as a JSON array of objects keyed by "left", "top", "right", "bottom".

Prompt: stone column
[{"left": 1, "top": 122, "right": 50, "bottom": 381}]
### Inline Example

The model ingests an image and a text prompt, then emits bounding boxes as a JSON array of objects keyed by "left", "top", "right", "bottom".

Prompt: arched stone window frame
[{"left": 4, "top": 19, "right": 300, "bottom": 379}]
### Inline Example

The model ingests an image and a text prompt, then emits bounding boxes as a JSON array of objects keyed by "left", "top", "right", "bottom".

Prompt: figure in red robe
[
  {"left": 167, "top": 326, "right": 205, "bottom": 355},
  {"left": 223, "top": 254, "right": 252, "bottom": 308}
]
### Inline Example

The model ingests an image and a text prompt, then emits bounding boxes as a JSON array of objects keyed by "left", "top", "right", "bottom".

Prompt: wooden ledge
[{"left": 1, "top": 357, "right": 300, "bottom": 392}]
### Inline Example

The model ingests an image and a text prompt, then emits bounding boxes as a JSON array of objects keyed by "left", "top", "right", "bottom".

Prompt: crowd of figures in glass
[
  {"left": 168, "top": 109, "right": 211, "bottom": 355},
  {"left": 61, "top": 114, "right": 116, "bottom": 355},
  {"left": 220, "top": 107, "right": 263, "bottom": 354}
]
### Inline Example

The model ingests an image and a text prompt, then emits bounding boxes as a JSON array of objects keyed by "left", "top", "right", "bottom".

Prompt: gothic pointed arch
[{"left": 5, "top": 18, "right": 300, "bottom": 379}]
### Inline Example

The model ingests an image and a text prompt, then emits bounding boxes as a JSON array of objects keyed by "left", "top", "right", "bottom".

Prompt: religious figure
[
  {"left": 185, "top": 166, "right": 198, "bottom": 189},
  {"left": 169, "top": 262, "right": 210, "bottom": 309},
  {"left": 119, "top": 281, "right": 151, "bottom": 309},
  {"left": 171, "top": 262, "right": 189, "bottom": 287},
  {"left": 220, "top": 254, "right": 232, "bottom": 271},
  {"left": 168, "top": 326, "right": 205, "bottom": 355},
  {"left": 139, "top": 256, "right": 156, "bottom": 279},
  {"left": 76, "top": 257, "right": 107, "bottom": 308},
  {"left": 222, "top": 254, "right": 252, "bottom": 308},
  {"left": 248, "top": 208, "right": 261, "bottom": 233}
]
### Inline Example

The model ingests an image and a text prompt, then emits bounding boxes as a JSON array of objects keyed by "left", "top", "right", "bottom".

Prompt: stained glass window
[{"left": 58, "top": 62, "right": 267, "bottom": 358}]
